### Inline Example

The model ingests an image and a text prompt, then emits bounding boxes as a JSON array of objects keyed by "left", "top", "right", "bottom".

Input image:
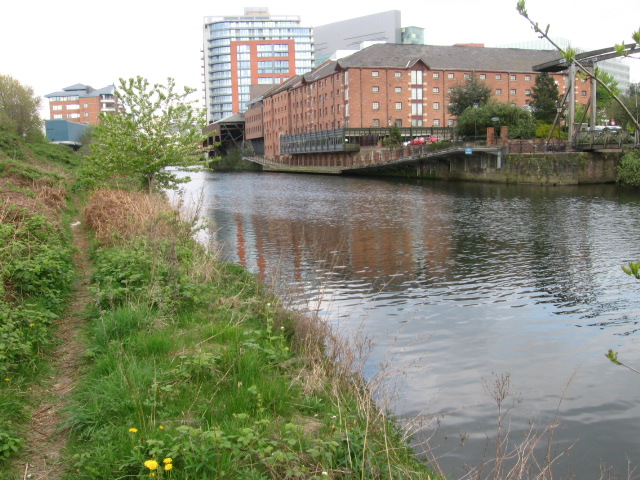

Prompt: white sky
[{"left": 2, "top": 0, "right": 638, "bottom": 119}]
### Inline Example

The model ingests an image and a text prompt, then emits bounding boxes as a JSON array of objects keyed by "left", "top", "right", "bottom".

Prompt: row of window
[
  {"left": 259, "top": 60, "right": 290, "bottom": 68},
  {"left": 257, "top": 44, "right": 289, "bottom": 52},
  {"left": 48, "top": 95, "right": 80, "bottom": 102},
  {"left": 257, "top": 68, "right": 290, "bottom": 74},
  {"left": 209, "top": 21, "right": 299, "bottom": 30},
  {"left": 372, "top": 101, "right": 440, "bottom": 111},
  {"left": 52, "top": 103, "right": 95, "bottom": 111},
  {"left": 371, "top": 85, "right": 535, "bottom": 96},
  {"left": 52, "top": 112, "right": 89, "bottom": 119},
  {"left": 368, "top": 118, "right": 452, "bottom": 128},
  {"left": 258, "top": 51, "right": 289, "bottom": 57},
  {"left": 371, "top": 70, "right": 535, "bottom": 82}
]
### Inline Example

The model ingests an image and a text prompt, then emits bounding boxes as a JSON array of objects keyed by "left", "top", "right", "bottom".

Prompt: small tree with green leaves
[
  {"left": 383, "top": 124, "right": 403, "bottom": 146},
  {"left": 83, "top": 76, "right": 207, "bottom": 192},
  {"left": 456, "top": 100, "right": 536, "bottom": 139},
  {"left": 609, "top": 84, "right": 640, "bottom": 131},
  {"left": 0, "top": 75, "right": 42, "bottom": 140},
  {"left": 529, "top": 72, "right": 560, "bottom": 123},
  {"left": 595, "top": 68, "right": 621, "bottom": 115},
  {"left": 447, "top": 74, "right": 492, "bottom": 117}
]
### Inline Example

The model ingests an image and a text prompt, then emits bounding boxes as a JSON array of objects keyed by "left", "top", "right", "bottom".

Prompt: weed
[{"left": 0, "top": 431, "right": 23, "bottom": 459}]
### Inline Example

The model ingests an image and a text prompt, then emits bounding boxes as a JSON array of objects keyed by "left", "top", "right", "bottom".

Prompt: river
[{"left": 174, "top": 170, "right": 640, "bottom": 479}]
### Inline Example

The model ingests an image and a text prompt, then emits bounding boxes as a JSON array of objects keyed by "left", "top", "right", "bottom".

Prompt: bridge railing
[{"left": 572, "top": 131, "right": 638, "bottom": 150}]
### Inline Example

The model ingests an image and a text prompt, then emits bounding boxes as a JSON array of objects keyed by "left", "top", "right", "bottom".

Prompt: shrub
[
  {"left": 535, "top": 121, "right": 566, "bottom": 139},
  {"left": 617, "top": 150, "right": 640, "bottom": 186}
]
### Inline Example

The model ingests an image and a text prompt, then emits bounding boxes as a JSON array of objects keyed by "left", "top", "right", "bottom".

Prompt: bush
[
  {"left": 617, "top": 150, "right": 640, "bottom": 186},
  {"left": 535, "top": 122, "right": 567, "bottom": 139}
]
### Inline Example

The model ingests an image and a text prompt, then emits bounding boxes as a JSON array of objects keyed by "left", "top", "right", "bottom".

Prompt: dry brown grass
[
  {"left": 84, "top": 189, "right": 179, "bottom": 245},
  {"left": 0, "top": 176, "right": 67, "bottom": 223}
]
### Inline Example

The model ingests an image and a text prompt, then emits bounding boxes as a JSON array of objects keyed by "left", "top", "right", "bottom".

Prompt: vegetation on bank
[
  {"left": 616, "top": 150, "right": 640, "bottom": 187},
  {"left": 0, "top": 125, "right": 437, "bottom": 478},
  {"left": 65, "top": 188, "right": 435, "bottom": 479},
  {"left": 0, "top": 128, "right": 77, "bottom": 464}
]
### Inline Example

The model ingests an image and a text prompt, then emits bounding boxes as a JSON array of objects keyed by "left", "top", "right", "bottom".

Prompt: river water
[{"left": 175, "top": 170, "right": 640, "bottom": 478}]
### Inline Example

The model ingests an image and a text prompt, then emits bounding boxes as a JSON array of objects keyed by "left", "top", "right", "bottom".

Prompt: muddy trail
[{"left": 13, "top": 218, "right": 92, "bottom": 480}]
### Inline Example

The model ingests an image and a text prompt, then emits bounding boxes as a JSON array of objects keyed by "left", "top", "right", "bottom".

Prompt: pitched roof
[
  {"left": 45, "top": 84, "right": 116, "bottom": 98},
  {"left": 262, "top": 43, "right": 563, "bottom": 100},
  {"left": 336, "top": 43, "right": 561, "bottom": 73}
]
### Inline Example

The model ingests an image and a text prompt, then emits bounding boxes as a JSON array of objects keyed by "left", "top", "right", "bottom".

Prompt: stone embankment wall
[{"left": 413, "top": 150, "right": 622, "bottom": 185}]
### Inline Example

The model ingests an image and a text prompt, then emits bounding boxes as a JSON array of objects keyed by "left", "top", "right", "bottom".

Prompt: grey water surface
[{"left": 175, "top": 170, "right": 640, "bottom": 478}]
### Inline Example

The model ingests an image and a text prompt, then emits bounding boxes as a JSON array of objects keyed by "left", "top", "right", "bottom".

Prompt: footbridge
[
  {"left": 245, "top": 144, "right": 505, "bottom": 175},
  {"left": 242, "top": 135, "right": 633, "bottom": 184}
]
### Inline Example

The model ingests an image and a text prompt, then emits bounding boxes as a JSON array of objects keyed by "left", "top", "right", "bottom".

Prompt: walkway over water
[{"left": 248, "top": 144, "right": 504, "bottom": 174}]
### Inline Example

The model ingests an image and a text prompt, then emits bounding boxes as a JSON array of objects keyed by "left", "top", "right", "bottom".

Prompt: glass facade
[{"left": 203, "top": 11, "right": 314, "bottom": 122}]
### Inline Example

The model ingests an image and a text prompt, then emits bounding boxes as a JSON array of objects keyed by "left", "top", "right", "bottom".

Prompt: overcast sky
[{"left": 2, "top": 0, "right": 638, "bottom": 119}]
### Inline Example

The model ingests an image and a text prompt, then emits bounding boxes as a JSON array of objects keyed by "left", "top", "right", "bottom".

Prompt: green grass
[
  {"left": 0, "top": 129, "right": 438, "bottom": 478},
  {"left": 0, "top": 131, "right": 76, "bottom": 474},
  {"left": 60, "top": 198, "right": 438, "bottom": 480}
]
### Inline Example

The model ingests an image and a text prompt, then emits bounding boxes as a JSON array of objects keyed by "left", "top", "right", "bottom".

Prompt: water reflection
[{"left": 175, "top": 171, "right": 640, "bottom": 478}]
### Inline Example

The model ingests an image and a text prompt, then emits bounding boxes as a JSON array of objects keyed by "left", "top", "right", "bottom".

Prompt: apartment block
[
  {"left": 44, "top": 83, "right": 117, "bottom": 125},
  {"left": 245, "top": 43, "right": 590, "bottom": 161},
  {"left": 202, "top": 8, "right": 314, "bottom": 123}
]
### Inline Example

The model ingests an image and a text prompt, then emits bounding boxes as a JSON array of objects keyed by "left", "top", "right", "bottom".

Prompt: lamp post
[{"left": 473, "top": 102, "right": 479, "bottom": 141}]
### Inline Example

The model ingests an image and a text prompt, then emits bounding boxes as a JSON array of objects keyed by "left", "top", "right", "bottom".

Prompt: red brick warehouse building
[{"left": 245, "top": 43, "right": 591, "bottom": 161}]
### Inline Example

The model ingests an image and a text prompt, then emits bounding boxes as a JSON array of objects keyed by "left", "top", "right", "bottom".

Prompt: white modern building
[
  {"left": 313, "top": 10, "right": 426, "bottom": 67},
  {"left": 313, "top": 10, "right": 402, "bottom": 67},
  {"left": 496, "top": 38, "right": 631, "bottom": 93},
  {"left": 202, "top": 8, "right": 314, "bottom": 123}
]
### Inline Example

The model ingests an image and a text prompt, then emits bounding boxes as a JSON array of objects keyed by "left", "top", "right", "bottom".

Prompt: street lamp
[{"left": 473, "top": 102, "right": 479, "bottom": 140}]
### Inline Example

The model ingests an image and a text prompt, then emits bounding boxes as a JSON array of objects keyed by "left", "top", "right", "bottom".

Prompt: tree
[
  {"left": 594, "top": 69, "right": 622, "bottom": 124},
  {"left": 83, "top": 76, "right": 207, "bottom": 191},
  {"left": 517, "top": 0, "right": 640, "bottom": 132},
  {"left": 0, "top": 75, "right": 42, "bottom": 140},
  {"left": 383, "top": 124, "right": 402, "bottom": 146},
  {"left": 447, "top": 74, "right": 492, "bottom": 117},
  {"left": 528, "top": 72, "right": 560, "bottom": 123},
  {"left": 456, "top": 100, "right": 536, "bottom": 139},
  {"left": 608, "top": 85, "right": 640, "bottom": 131}
]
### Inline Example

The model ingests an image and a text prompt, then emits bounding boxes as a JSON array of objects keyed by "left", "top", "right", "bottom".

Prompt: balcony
[{"left": 281, "top": 129, "right": 360, "bottom": 154}]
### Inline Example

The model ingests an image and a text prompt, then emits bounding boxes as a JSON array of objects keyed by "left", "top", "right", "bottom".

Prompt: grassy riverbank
[
  {"left": 0, "top": 130, "right": 77, "bottom": 474},
  {"left": 0, "top": 131, "right": 438, "bottom": 479}
]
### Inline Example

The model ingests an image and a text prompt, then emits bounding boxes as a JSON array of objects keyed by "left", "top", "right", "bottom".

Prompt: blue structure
[{"left": 44, "top": 119, "right": 88, "bottom": 147}]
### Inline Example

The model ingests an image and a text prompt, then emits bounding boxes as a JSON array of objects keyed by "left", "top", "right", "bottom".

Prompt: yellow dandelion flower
[
  {"left": 129, "top": 428, "right": 138, "bottom": 433},
  {"left": 163, "top": 458, "right": 172, "bottom": 464},
  {"left": 164, "top": 463, "right": 173, "bottom": 471},
  {"left": 144, "top": 460, "right": 159, "bottom": 470},
  {"left": 29, "top": 323, "right": 35, "bottom": 327},
  {"left": 159, "top": 425, "right": 164, "bottom": 430},
  {"left": 4, "top": 378, "right": 10, "bottom": 382}
]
